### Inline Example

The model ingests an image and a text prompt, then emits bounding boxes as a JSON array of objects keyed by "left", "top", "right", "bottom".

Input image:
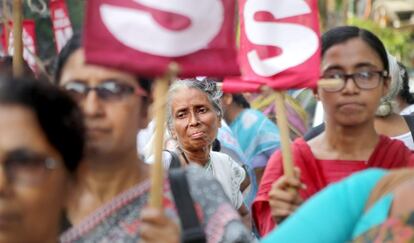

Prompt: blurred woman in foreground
[
  {"left": 0, "top": 77, "right": 84, "bottom": 243},
  {"left": 55, "top": 33, "right": 252, "bottom": 242}
]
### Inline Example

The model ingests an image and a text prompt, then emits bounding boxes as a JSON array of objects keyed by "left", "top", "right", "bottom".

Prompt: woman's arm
[
  {"left": 261, "top": 169, "right": 387, "bottom": 243},
  {"left": 238, "top": 203, "right": 252, "bottom": 230}
]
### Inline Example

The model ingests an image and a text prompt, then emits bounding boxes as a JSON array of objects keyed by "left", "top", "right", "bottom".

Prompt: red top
[{"left": 252, "top": 135, "right": 414, "bottom": 237}]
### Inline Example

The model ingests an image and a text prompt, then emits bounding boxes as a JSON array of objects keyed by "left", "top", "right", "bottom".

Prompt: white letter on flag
[
  {"left": 100, "top": 0, "right": 224, "bottom": 57},
  {"left": 244, "top": 0, "right": 319, "bottom": 77}
]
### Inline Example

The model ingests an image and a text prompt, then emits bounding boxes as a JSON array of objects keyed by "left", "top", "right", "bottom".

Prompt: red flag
[
  {"left": 3, "top": 20, "right": 38, "bottom": 72},
  {"left": 222, "top": 77, "right": 262, "bottom": 93},
  {"left": 50, "top": 0, "right": 73, "bottom": 53},
  {"left": 84, "top": 0, "right": 239, "bottom": 77},
  {"left": 236, "top": 0, "right": 321, "bottom": 90}
]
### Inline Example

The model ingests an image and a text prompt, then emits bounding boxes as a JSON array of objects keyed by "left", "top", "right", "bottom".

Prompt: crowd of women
[{"left": 0, "top": 23, "right": 413, "bottom": 243}]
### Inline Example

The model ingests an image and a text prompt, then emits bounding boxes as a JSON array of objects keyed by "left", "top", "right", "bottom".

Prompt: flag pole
[
  {"left": 3, "top": 0, "right": 11, "bottom": 49},
  {"left": 149, "top": 62, "right": 179, "bottom": 208},
  {"left": 12, "top": 0, "right": 23, "bottom": 78},
  {"left": 273, "top": 90, "right": 294, "bottom": 178}
]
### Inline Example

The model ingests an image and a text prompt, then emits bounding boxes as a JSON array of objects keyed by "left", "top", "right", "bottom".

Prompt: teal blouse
[{"left": 261, "top": 169, "right": 391, "bottom": 243}]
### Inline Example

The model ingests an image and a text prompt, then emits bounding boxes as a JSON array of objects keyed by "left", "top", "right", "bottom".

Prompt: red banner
[
  {"left": 84, "top": 0, "right": 240, "bottom": 78},
  {"left": 3, "top": 20, "right": 38, "bottom": 72},
  {"left": 230, "top": 0, "right": 321, "bottom": 92},
  {"left": 50, "top": 0, "right": 73, "bottom": 53}
]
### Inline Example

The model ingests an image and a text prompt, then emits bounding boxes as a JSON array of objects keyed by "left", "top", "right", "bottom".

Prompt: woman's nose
[
  {"left": 82, "top": 91, "right": 105, "bottom": 117},
  {"left": 188, "top": 112, "right": 200, "bottom": 126},
  {"left": 342, "top": 77, "right": 360, "bottom": 94}
]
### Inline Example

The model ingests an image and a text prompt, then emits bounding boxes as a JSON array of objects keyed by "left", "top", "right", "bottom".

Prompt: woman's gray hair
[
  {"left": 166, "top": 78, "right": 223, "bottom": 131},
  {"left": 376, "top": 54, "right": 403, "bottom": 117}
]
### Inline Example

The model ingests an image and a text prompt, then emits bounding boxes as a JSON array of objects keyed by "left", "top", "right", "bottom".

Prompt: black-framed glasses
[
  {"left": 1, "top": 149, "right": 59, "bottom": 186},
  {"left": 62, "top": 80, "right": 147, "bottom": 101},
  {"left": 321, "top": 70, "right": 388, "bottom": 92}
]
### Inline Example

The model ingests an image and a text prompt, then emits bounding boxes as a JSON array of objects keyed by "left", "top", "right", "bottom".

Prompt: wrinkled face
[
  {"left": 170, "top": 88, "right": 221, "bottom": 152},
  {"left": 59, "top": 49, "right": 148, "bottom": 158},
  {"left": 0, "top": 105, "right": 67, "bottom": 243},
  {"left": 318, "top": 38, "right": 389, "bottom": 126}
]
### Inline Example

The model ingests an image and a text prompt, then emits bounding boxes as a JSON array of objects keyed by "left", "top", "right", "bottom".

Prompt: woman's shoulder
[
  {"left": 210, "top": 151, "right": 246, "bottom": 180},
  {"left": 269, "top": 137, "right": 311, "bottom": 156},
  {"left": 375, "top": 114, "right": 409, "bottom": 138},
  {"left": 377, "top": 134, "right": 411, "bottom": 151}
]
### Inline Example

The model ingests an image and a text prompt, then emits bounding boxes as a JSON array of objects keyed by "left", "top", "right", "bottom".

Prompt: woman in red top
[{"left": 252, "top": 26, "right": 414, "bottom": 237}]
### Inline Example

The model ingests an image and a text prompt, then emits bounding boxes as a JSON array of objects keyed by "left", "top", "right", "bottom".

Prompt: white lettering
[
  {"left": 244, "top": 0, "right": 318, "bottom": 77},
  {"left": 100, "top": 0, "right": 224, "bottom": 57}
]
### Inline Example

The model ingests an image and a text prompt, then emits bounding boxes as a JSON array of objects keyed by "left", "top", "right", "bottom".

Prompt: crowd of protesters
[{"left": 0, "top": 18, "right": 414, "bottom": 243}]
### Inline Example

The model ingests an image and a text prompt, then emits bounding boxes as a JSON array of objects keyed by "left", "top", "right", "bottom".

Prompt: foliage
[
  {"left": 348, "top": 17, "right": 414, "bottom": 66},
  {"left": 18, "top": 0, "right": 84, "bottom": 61}
]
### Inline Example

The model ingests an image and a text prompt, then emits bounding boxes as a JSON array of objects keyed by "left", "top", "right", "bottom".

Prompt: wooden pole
[
  {"left": 216, "top": 79, "right": 341, "bottom": 92},
  {"left": 148, "top": 63, "right": 179, "bottom": 208},
  {"left": 3, "top": 0, "right": 10, "bottom": 49},
  {"left": 318, "top": 78, "right": 342, "bottom": 89},
  {"left": 274, "top": 91, "right": 294, "bottom": 177},
  {"left": 12, "top": 0, "right": 24, "bottom": 78}
]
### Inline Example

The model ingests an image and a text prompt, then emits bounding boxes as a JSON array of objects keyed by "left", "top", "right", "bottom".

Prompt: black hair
[
  {"left": 0, "top": 77, "right": 85, "bottom": 173},
  {"left": 212, "top": 139, "right": 221, "bottom": 152},
  {"left": 398, "top": 62, "right": 414, "bottom": 104},
  {"left": 53, "top": 31, "right": 152, "bottom": 96},
  {"left": 322, "top": 26, "right": 389, "bottom": 73},
  {"left": 232, "top": 94, "right": 250, "bottom": 109}
]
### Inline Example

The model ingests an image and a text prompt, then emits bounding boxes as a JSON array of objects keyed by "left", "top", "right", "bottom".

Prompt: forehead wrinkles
[{"left": 172, "top": 89, "right": 211, "bottom": 109}]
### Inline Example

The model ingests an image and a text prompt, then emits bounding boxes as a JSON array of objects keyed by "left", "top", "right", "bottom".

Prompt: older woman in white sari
[{"left": 164, "top": 79, "right": 250, "bottom": 221}]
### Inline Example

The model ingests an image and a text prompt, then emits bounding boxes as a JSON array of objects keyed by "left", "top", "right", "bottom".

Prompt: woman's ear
[
  {"left": 382, "top": 77, "right": 391, "bottom": 96},
  {"left": 314, "top": 88, "right": 321, "bottom": 101},
  {"left": 138, "top": 104, "right": 150, "bottom": 129},
  {"left": 222, "top": 93, "right": 233, "bottom": 106},
  {"left": 137, "top": 95, "right": 155, "bottom": 129},
  {"left": 170, "top": 130, "right": 178, "bottom": 141}
]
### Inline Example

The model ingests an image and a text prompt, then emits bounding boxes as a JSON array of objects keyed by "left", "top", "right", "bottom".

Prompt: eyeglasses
[
  {"left": 1, "top": 149, "right": 59, "bottom": 186},
  {"left": 321, "top": 70, "right": 388, "bottom": 92},
  {"left": 62, "top": 80, "right": 147, "bottom": 101}
]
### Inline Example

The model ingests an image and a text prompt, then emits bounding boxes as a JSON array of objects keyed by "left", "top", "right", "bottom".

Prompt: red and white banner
[
  {"left": 225, "top": 0, "right": 321, "bottom": 92},
  {"left": 84, "top": 0, "right": 239, "bottom": 77},
  {"left": 3, "top": 20, "right": 38, "bottom": 72},
  {"left": 50, "top": 0, "right": 73, "bottom": 53}
]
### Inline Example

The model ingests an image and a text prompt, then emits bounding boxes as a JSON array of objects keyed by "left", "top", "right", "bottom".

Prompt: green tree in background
[
  {"left": 348, "top": 17, "right": 414, "bottom": 66},
  {"left": 20, "top": 0, "right": 84, "bottom": 62}
]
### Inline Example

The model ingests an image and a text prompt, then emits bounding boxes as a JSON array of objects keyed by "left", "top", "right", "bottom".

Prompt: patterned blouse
[
  {"left": 353, "top": 211, "right": 414, "bottom": 243},
  {"left": 60, "top": 165, "right": 253, "bottom": 243}
]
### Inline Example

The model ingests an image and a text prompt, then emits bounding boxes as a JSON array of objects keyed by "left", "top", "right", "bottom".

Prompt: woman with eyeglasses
[
  {"left": 0, "top": 77, "right": 84, "bottom": 243},
  {"left": 55, "top": 33, "right": 252, "bottom": 242},
  {"left": 252, "top": 26, "right": 414, "bottom": 236},
  {"left": 304, "top": 55, "right": 414, "bottom": 150}
]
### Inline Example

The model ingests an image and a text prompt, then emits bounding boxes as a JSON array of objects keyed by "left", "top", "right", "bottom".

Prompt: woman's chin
[
  {"left": 337, "top": 118, "right": 369, "bottom": 127},
  {"left": 185, "top": 141, "right": 210, "bottom": 151}
]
